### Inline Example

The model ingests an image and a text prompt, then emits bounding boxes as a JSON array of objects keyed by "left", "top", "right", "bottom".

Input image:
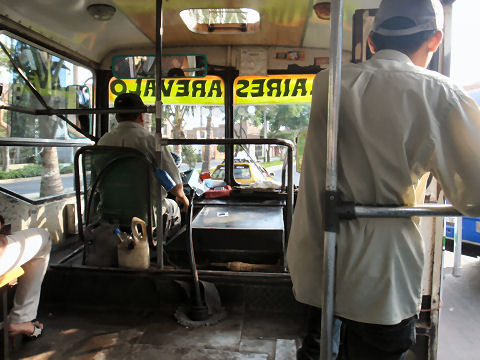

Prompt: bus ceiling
[{"left": 0, "top": 0, "right": 392, "bottom": 68}]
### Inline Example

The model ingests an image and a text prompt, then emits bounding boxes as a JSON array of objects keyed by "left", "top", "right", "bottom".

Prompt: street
[
  {"left": 0, "top": 161, "right": 300, "bottom": 198},
  {"left": 0, "top": 175, "right": 75, "bottom": 198}
]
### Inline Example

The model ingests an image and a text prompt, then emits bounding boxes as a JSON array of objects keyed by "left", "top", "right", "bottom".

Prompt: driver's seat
[{"left": 74, "top": 145, "right": 155, "bottom": 246}]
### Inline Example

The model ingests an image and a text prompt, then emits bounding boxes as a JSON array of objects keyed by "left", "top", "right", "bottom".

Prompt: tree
[
  {"left": 0, "top": 40, "right": 11, "bottom": 171},
  {"left": 201, "top": 110, "right": 213, "bottom": 173},
  {"left": 234, "top": 104, "right": 311, "bottom": 161},
  {"left": 9, "top": 38, "right": 67, "bottom": 197},
  {"left": 162, "top": 104, "right": 193, "bottom": 155}
]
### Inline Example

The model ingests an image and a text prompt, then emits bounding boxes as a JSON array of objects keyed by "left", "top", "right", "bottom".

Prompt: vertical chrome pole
[
  {"left": 155, "top": 0, "right": 164, "bottom": 267},
  {"left": 452, "top": 216, "right": 463, "bottom": 277},
  {"left": 320, "top": 0, "right": 343, "bottom": 359},
  {"left": 285, "top": 146, "right": 294, "bottom": 271}
]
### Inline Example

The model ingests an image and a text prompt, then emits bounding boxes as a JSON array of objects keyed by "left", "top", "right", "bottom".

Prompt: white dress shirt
[
  {"left": 287, "top": 50, "right": 480, "bottom": 325},
  {"left": 97, "top": 121, "right": 182, "bottom": 210}
]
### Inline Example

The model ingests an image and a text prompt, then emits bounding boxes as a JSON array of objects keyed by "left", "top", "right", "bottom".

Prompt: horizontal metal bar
[
  {"left": 38, "top": 107, "right": 155, "bottom": 115},
  {"left": 354, "top": 204, "right": 462, "bottom": 218},
  {"left": 0, "top": 104, "right": 38, "bottom": 115},
  {"left": 162, "top": 138, "right": 294, "bottom": 149},
  {"left": 0, "top": 187, "right": 76, "bottom": 205},
  {"left": 0, "top": 104, "right": 155, "bottom": 115},
  {"left": 0, "top": 137, "right": 94, "bottom": 147}
]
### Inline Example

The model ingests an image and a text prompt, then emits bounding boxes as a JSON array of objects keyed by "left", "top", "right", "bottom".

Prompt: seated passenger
[
  {"left": 0, "top": 215, "right": 51, "bottom": 339},
  {"left": 97, "top": 93, "right": 189, "bottom": 227}
]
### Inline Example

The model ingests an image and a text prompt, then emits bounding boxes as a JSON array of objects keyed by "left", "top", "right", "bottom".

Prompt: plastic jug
[{"left": 117, "top": 217, "right": 150, "bottom": 270}]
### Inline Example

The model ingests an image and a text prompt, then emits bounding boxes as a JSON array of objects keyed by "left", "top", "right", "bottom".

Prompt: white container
[{"left": 117, "top": 217, "right": 150, "bottom": 270}]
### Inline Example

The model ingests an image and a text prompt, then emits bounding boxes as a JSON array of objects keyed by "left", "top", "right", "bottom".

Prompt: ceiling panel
[
  {"left": 114, "top": 0, "right": 312, "bottom": 48},
  {"left": 0, "top": 0, "right": 151, "bottom": 64},
  {"left": 0, "top": 0, "right": 384, "bottom": 65}
]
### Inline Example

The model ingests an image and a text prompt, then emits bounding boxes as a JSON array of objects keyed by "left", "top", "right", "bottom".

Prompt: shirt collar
[
  {"left": 116, "top": 121, "right": 144, "bottom": 129},
  {"left": 371, "top": 49, "right": 414, "bottom": 65}
]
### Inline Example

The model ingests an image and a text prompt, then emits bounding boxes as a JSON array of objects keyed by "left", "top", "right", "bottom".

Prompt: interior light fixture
[
  {"left": 313, "top": 1, "right": 331, "bottom": 21},
  {"left": 180, "top": 8, "right": 260, "bottom": 34},
  {"left": 87, "top": 4, "right": 116, "bottom": 21}
]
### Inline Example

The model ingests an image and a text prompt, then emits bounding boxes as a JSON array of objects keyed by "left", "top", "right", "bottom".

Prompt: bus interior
[{"left": 0, "top": 0, "right": 461, "bottom": 359}]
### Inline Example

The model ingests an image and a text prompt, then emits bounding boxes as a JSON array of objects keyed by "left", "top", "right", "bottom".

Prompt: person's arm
[
  {"left": 170, "top": 183, "right": 189, "bottom": 210},
  {"left": 429, "top": 90, "right": 480, "bottom": 216},
  {"left": 160, "top": 147, "right": 190, "bottom": 209}
]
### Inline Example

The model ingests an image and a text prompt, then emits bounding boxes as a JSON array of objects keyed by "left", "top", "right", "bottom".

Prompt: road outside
[{"left": 0, "top": 159, "right": 301, "bottom": 199}]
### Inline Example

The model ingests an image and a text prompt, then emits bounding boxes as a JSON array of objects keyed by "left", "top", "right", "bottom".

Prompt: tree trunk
[
  {"left": 0, "top": 105, "right": 9, "bottom": 171},
  {"left": 1, "top": 147, "right": 9, "bottom": 171},
  {"left": 201, "top": 115, "right": 212, "bottom": 173},
  {"left": 40, "top": 146, "right": 64, "bottom": 197},
  {"left": 172, "top": 110, "right": 184, "bottom": 155}
]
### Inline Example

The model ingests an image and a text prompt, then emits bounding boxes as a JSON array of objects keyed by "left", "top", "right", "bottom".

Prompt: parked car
[{"left": 211, "top": 161, "right": 276, "bottom": 186}]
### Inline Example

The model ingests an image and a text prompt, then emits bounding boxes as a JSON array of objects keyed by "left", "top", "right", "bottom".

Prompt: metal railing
[{"left": 156, "top": 137, "right": 295, "bottom": 269}]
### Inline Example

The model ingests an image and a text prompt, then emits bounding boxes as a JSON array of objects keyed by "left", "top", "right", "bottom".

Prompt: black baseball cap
[{"left": 114, "top": 93, "right": 145, "bottom": 109}]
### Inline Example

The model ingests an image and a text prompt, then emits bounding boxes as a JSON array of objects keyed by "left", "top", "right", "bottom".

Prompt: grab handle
[{"left": 131, "top": 217, "right": 147, "bottom": 243}]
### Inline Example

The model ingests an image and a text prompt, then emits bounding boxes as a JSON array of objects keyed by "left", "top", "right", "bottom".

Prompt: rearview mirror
[{"left": 112, "top": 54, "right": 208, "bottom": 79}]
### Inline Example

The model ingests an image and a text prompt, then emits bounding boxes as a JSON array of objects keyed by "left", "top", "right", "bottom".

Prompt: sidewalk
[{"left": 438, "top": 252, "right": 480, "bottom": 360}]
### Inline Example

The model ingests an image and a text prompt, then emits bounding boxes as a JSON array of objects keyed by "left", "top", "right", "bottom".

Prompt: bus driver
[{"left": 98, "top": 93, "right": 189, "bottom": 226}]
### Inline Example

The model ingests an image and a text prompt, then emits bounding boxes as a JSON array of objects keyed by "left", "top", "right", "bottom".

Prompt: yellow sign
[
  {"left": 109, "top": 76, "right": 225, "bottom": 105},
  {"left": 234, "top": 74, "right": 315, "bottom": 105}
]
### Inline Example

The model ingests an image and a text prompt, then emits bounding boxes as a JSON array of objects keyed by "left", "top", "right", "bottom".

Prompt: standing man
[
  {"left": 287, "top": 0, "right": 480, "bottom": 359},
  {"left": 98, "top": 93, "right": 189, "bottom": 225}
]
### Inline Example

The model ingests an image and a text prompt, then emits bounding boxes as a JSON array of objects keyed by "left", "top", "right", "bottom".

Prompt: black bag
[{"left": 84, "top": 220, "right": 121, "bottom": 267}]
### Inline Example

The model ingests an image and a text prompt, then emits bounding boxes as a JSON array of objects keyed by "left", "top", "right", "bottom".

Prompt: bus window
[
  {"left": 0, "top": 33, "right": 93, "bottom": 199},
  {"left": 233, "top": 74, "right": 314, "bottom": 187},
  {"left": 108, "top": 75, "right": 225, "bottom": 176},
  {"left": 66, "top": 84, "right": 93, "bottom": 138}
]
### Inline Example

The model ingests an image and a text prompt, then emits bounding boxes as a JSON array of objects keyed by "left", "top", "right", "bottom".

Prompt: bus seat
[{"left": 75, "top": 146, "right": 155, "bottom": 247}]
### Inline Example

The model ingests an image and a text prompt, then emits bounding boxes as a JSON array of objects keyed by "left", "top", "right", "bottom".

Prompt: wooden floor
[{"left": 6, "top": 249, "right": 479, "bottom": 360}]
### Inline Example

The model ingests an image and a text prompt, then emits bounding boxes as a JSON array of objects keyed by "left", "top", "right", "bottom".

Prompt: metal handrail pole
[
  {"left": 353, "top": 204, "right": 462, "bottom": 218},
  {"left": 321, "top": 0, "right": 344, "bottom": 359},
  {"left": 286, "top": 146, "right": 294, "bottom": 239},
  {"left": 155, "top": 0, "right": 164, "bottom": 267},
  {"left": 452, "top": 216, "right": 463, "bottom": 277},
  {"left": 162, "top": 138, "right": 294, "bottom": 238}
]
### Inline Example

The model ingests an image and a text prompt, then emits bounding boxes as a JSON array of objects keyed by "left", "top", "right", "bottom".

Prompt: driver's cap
[{"left": 114, "top": 93, "right": 145, "bottom": 109}]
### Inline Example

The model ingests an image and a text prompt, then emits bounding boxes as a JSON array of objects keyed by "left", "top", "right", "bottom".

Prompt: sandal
[
  {"left": 23, "top": 319, "right": 43, "bottom": 341},
  {"left": 9, "top": 319, "right": 43, "bottom": 340}
]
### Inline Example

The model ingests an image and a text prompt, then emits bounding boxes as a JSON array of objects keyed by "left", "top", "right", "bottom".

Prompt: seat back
[{"left": 74, "top": 145, "right": 155, "bottom": 246}]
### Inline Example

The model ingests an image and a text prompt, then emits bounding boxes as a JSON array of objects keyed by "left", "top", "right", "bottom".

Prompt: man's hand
[
  {"left": 170, "top": 184, "right": 189, "bottom": 212},
  {"left": 175, "top": 193, "right": 190, "bottom": 211}
]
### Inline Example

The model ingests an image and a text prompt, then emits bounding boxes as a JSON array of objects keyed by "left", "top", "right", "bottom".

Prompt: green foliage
[
  {"left": 217, "top": 144, "right": 243, "bottom": 154},
  {"left": 261, "top": 160, "right": 283, "bottom": 168},
  {"left": 60, "top": 164, "right": 74, "bottom": 174},
  {"left": 0, "top": 163, "right": 73, "bottom": 179},
  {"left": 234, "top": 103, "right": 311, "bottom": 140},
  {"left": 181, "top": 145, "right": 201, "bottom": 168},
  {"left": 269, "top": 130, "right": 296, "bottom": 142},
  {"left": 0, "top": 164, "right": 42, "bottom": 179}
]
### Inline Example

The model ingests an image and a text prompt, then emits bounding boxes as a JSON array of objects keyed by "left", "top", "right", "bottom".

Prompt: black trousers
[{"left": 297, "top": 306, "right": 417, "bottom": 360}]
